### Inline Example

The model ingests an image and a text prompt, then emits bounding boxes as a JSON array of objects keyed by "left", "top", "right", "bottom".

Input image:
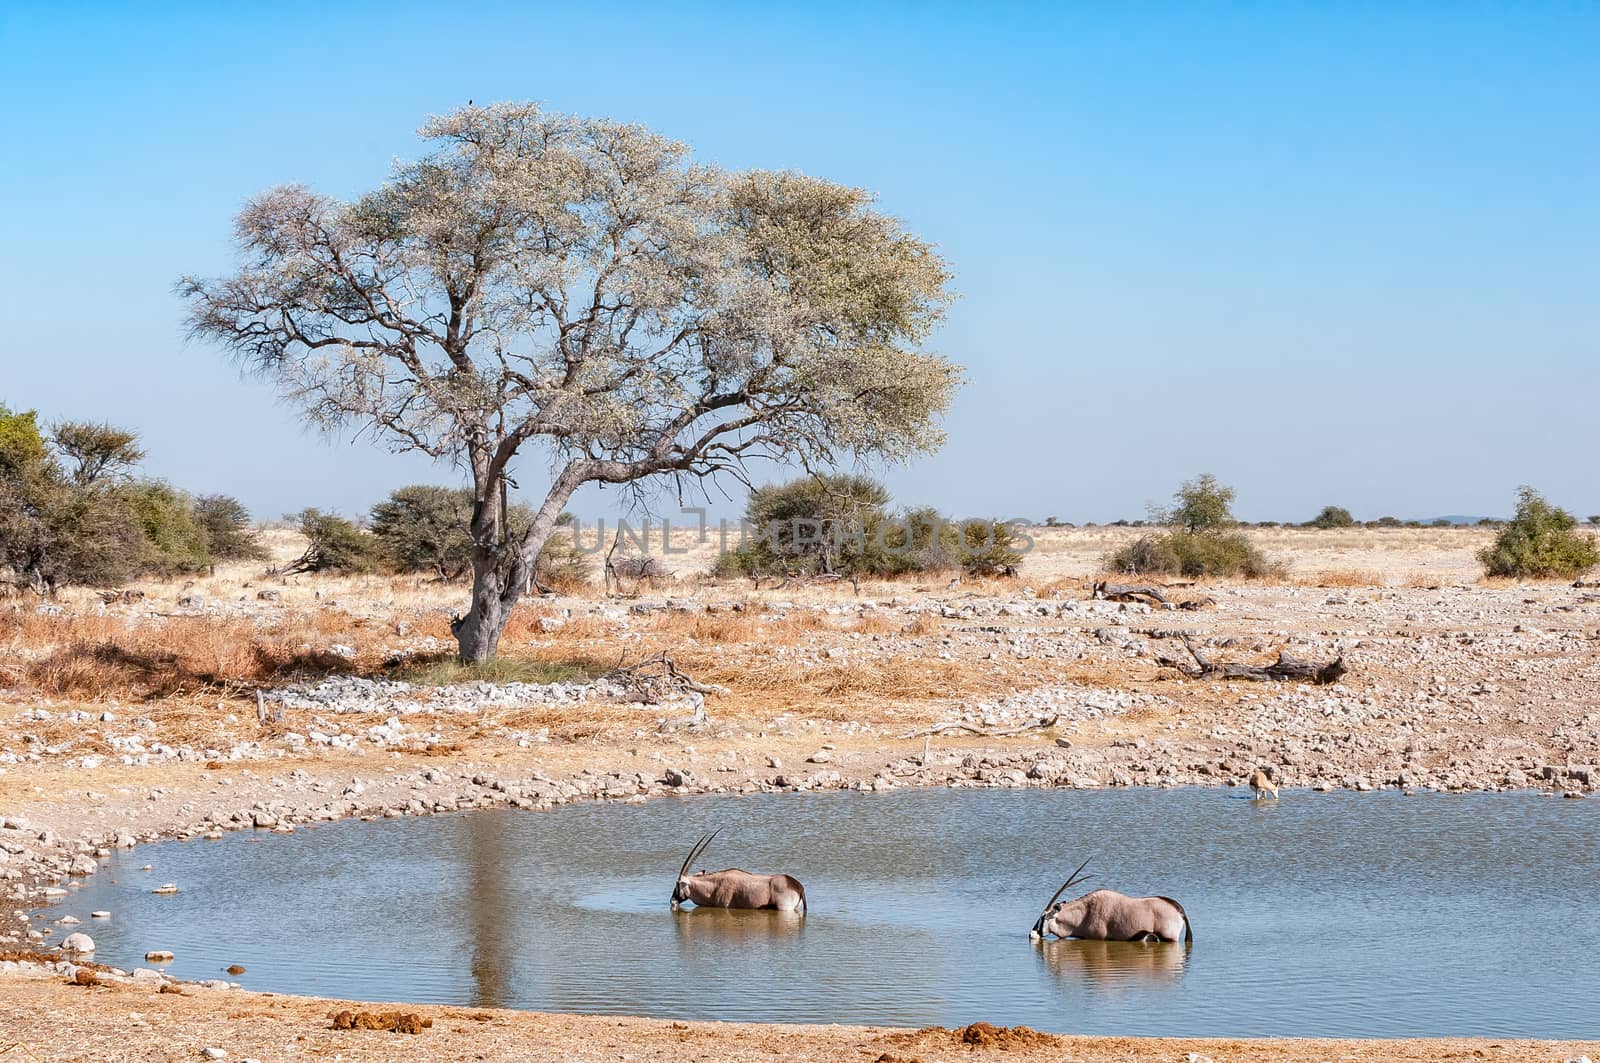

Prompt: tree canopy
[{"left": 182, "top": 103, "right": 961, "bottom": 660}]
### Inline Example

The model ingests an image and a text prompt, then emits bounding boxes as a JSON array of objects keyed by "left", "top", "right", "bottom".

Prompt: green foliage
[
  {"left": 193, "top": 494, "right": 266, "bottom": 563},
  {"left": 1, "top": 404, "right": 146, "bottom": 591},
  {"left": 370, "top": 485, "right": 478, "bottom": 578},
  {"left": 125, "top": 482, "right": 212, "bottom": 576},
  {"left": 949, "top": 517, "right": 1025, "bottom": 576},
  {"left": 727, "top": 474, "right": 895, "bottom": 577},
  {"left": 717, "top": 475, "right": 1022, "bottom": 579},
  {"left": 533, "top": 529, "right": 592, "bottom": 590},
  {"left": 1478, "top": 487, "right": 1599, "bottom": 579},
  {"left": 289, "top": 509, "right": 385, "bottom": 573},
  {"left": 1157, "top": 473, "right": 1236, "bottom": 533},
  {"left": 51, "top": 421, "right": 145, "bottom": 486},
  {"left": 1108, "top": 474, "right": 1276, "bottom": 578},
  {"left": 1308, "top": 505, "right": 1355, "bottom": 529},
  {"left": 0, "top": 405, "right": 50, "bottom": 475}
]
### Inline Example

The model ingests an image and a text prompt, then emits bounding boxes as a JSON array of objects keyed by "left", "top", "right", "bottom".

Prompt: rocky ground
[{"left": 3, "top": 536, "right": 1599, "bottom": 1057}]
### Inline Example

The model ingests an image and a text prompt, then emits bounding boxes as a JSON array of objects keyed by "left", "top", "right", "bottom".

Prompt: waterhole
[{"left": 45, "top": 788, "right": 1599, "bottom": 1037}]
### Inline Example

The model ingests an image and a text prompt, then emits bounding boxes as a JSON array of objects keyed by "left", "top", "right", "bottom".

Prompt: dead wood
[
  {"left": 1158, "top": 633, "right": 1347, "bottom": 684},
  {"left": 1092, "top": 581, "right": 1171, "bottom": 606},
  {"left": 897, "top": 713, "right": 1059, "bottom": 740},
  {"left": 601, "top": 652, "right": 726, "bottom": 703}
]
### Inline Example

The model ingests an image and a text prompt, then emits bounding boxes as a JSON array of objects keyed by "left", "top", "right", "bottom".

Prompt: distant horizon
[{"left": 4, "top": 3, "right": 1596, "bottom": 524}]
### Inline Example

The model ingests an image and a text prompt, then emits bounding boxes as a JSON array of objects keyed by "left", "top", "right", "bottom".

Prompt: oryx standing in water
[
  {"left": 669, "top": 830, "right": 807, "bottom": 912},
  {"left": 1029, "top": 860, "right": 1192, "bottom": 943}
]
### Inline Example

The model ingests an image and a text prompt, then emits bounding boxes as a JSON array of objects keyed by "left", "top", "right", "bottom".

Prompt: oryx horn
[
  {"left": 1043, "top": 857, "right": 1093, "bottom": 910},
  {"left": 677, "top": 828, "right": 721, "bottom": 879}
]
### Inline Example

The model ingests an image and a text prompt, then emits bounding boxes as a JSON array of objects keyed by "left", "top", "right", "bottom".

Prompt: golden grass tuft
[{"left": 1300, "top": 568, "right": 1388, "bottom": 588}]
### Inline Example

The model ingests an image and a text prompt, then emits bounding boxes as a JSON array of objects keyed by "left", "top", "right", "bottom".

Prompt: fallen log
[
  {"left": 897, "top": 713, "right": 1060, "bottom": 740},
  {"left": 1158, "top": 633, "right": 1347, "bottom": 685},
  {"left": 1092, "top": 581, "right": 1171, "bottom": 606}
]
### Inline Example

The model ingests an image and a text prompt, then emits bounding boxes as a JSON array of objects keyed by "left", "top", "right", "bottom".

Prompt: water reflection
[
  {"left": 465, "top": 813, "right": 513, "bottom": 1007},
  {"left": 1036, "top": 938, "right": 1190, "bottom": 990},
  {"left": 671, "top": 906, "right": 806, "bottom": 949}
]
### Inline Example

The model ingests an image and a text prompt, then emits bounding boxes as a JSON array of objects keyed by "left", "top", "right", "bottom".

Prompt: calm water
[{"left": 41, "top": 789, "right": 1600, "bottom": 1037}]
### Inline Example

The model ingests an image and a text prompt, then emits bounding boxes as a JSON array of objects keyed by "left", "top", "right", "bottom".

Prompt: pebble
[
  {"left": 152, "top": 883, "right": 179, "bottom": 894},
  {"left": 146, "top": 950, "right": 175, "bottom": 962},
  {"left": 201, "top": 1048, "right": 226, "bottom": 1060}
]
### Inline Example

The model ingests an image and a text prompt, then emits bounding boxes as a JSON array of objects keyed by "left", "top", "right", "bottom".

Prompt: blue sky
[{"left": 1, "top": 1, "right": 1595, "bottom": 523}]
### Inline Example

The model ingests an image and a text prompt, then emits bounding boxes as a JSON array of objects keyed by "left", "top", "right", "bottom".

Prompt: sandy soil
[{"left": 1, "top": 967, "right": 1594, "bottom": 1062}]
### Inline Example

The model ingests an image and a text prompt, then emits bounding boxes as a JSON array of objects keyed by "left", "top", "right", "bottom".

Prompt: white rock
[
  {"left": 201, "top": 1048, "right": 227, "bottom": 1060},
  {"left": 61, "top": 932, "right": 95, "bottom": 954},
  {"left": 91, "top": 911, "right": 110, "bottom": 919}
]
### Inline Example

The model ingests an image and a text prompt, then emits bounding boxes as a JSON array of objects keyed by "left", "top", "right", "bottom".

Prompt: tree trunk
[{"left": 450, "top": 463, "right": 582, "bottom": 664}]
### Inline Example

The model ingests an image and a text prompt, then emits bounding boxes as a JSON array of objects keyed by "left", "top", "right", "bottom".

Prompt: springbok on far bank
[
  {"left": 669, "top": 830, "right": 807, "bottom": 912},
  {"left": 1029, "top": 860, "right": 1192, "bottom": 943}
]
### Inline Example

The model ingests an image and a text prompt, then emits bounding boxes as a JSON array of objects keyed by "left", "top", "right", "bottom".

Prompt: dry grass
[
  {"left": 1298, "top": 568, "right": 1388, "bottom": 588},
  {"left": 0, "top": 610, "right": 364, "bottom": 701}
]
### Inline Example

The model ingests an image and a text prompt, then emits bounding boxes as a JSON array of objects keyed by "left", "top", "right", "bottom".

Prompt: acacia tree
[{"left": 181, "top": 103, "right": 959, "bottom": 661}]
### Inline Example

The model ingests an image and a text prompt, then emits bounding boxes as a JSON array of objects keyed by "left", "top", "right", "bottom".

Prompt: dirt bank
[{"left": 1, "top": 965, "right": 1594, "bottom": 1062}]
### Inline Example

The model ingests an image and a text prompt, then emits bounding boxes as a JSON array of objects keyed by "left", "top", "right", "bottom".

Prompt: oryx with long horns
[
  {"left": 1029, "top": 859, "right": 1192, "bottom": 943},
  {"left": 669, "top": 830, "right": 807, "bottom": 912}
]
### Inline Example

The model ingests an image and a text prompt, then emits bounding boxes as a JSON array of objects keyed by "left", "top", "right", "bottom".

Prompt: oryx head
[
  {"left": 1030, "top": 858, "right": 1091, "bottom": 940},
  {"left": 671, "top": 829, "right": 720, "bottom": 908}
]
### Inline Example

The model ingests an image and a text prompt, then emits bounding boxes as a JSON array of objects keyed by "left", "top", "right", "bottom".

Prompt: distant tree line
[{"left": 1, "top": 404, "right": 262, "bottom": 594}]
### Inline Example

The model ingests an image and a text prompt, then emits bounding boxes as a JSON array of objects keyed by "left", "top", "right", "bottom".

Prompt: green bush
[
  {"left": 370, "top": 485, "right": 478, "bottom": 578},
  {"left": 288, "top": 509, "right": 386, "bottom": 573},
  {"left": 1307, "top": 505, "right": 1355, "bottom": 529},
  {"left": 716, "top": 475, "right": 1022, "bottom": 579},
  {"left": 125, "top": 481, "right": 211, "bottom": 576},
  {"left": 533, "top": 529, "right": 592, "bottom": 590},
  {"left": 1479, "top": 487, "right": 1599, "bottom": 579},
  {"left": 1157, "top": 473, "right": 1236, "bottom": 533},
  {"left": 193, "top": 494, "right": 266, "bottom": 563},
  {"left": 1107, "top": 474, "right": 1276, "bottom": 578},
  {"left": 2, "top": 404, "right": 147, "bottom": 591}
]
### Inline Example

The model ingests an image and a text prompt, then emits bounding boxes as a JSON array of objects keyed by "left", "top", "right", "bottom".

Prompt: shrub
[
  {"left": 951, "top": 518, "right": 1025, "bottom": 576},
  {"left": 1308, "top": 505, "right": 1355, "bottom": 529},
  {"left": 1106, "top": 474, "right": 1275, "bottom": 578},
  {"left": 288, "top": 509, "right": 385, "bottom": 573},
  {"left": 2, "top": 405, "right": 146, "bottom": 591},
  {"left": 532, "top": 529, "right": 591, "bottom": 591},
  {"left": 51, "top": 421, "right": 144, "bottom": 486},
  {"left": 1478, "top": 487, "right": 1599, "bottom": 579},
  {"left": 193, "top": 494, "right": 266, "bottom": 563},
  {"left": 1107, "top": 535, "right": 1180, "bottom": 576},
  {"left": 124, "top": 481, "right": 211, "bottom": 576},
  {"left": 370, "top": 485, "right": 478, "bottom": 578},
  {"left": 716, "top": 476, "right": 1022, "bottom": 579}
]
